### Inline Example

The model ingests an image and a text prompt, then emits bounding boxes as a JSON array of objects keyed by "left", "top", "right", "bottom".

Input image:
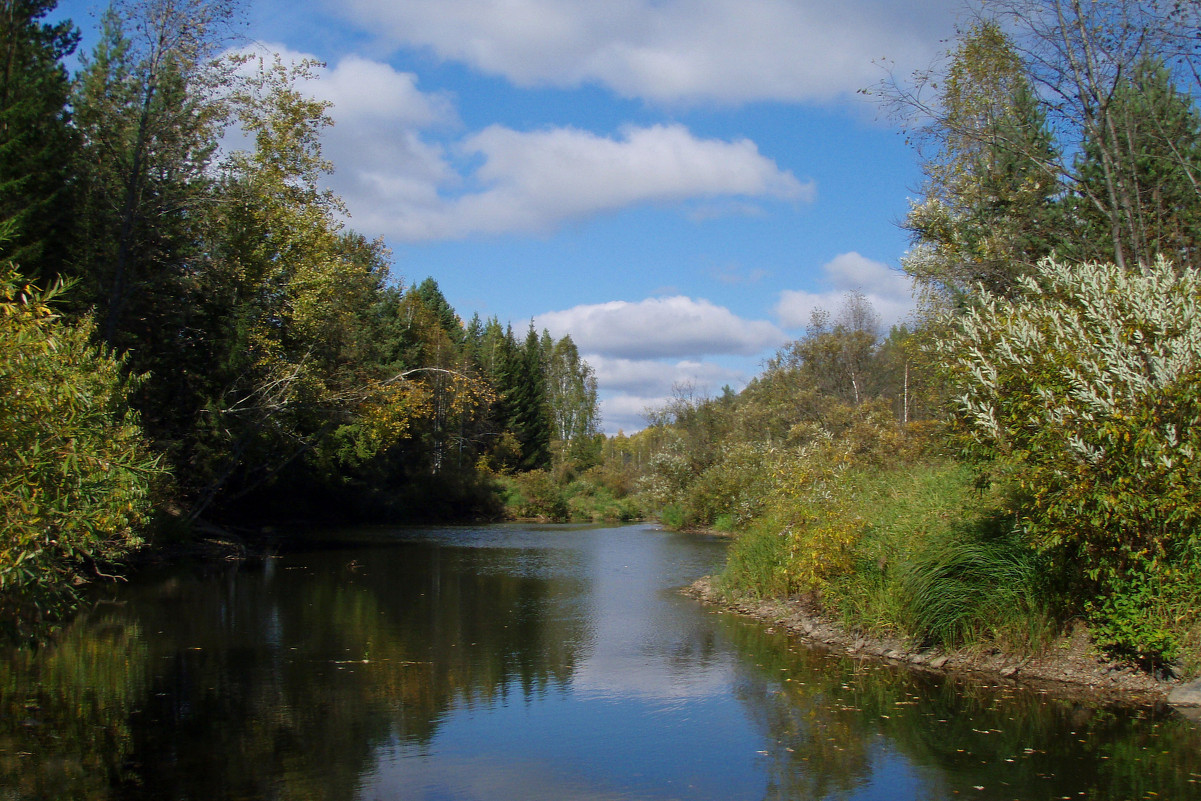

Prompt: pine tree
[
  {"left": 412, "top": 276, "right": 464, "bottom": 345},
  {"left": 516, "top": 323, "right": 552, "bottom": 470}
]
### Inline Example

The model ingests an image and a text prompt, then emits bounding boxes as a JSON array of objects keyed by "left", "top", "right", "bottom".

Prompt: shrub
[
  {"left": 682, "top": 442, "right": 776, "bottom": 530},
  {"left": 0, "top": 269, "right": 162, "bottom": 635},
  {"left": 938, "top": 256, "right": 1201, "bottom": 660},
  {"left": 657, "top": 504, "right": 685, "bottom": 529},
  {"left": 502, "top": 469, "right": 568, "bottom": 521}
]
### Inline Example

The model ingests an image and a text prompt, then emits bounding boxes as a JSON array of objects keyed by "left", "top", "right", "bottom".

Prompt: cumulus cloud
[
  {"left": 595, "top": 357, "right": 748, "bottom": 433},
  {"left": 775, "top": 252, "right": 915, "bottom": 332},
  {"left": 600, "top": 394, "right": 665, "bottom": 435},
  {"left": 226, "top": 45, "right": 807, "bottom": 241},
  {"left": 338, "top": 0, "right": 960, "bottom": 105},
  {"left": 536, "top": 296, "right": 788, "bottom": 360},
  {"left": 389, "top": 123, "right": 810, "bottom": 240}
]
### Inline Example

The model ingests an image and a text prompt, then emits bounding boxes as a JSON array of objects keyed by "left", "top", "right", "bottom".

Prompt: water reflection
[
  {"left": 722, "top": 620, "right": 1201, "bottom": 800},
  {"left": 0, "top": 524, "right": 1199, "bottom": 801}
]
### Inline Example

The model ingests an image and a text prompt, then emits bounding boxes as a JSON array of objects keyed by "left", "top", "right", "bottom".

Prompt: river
[{"left": 2, "top": 522, "right": 1200, "bottom": 800}]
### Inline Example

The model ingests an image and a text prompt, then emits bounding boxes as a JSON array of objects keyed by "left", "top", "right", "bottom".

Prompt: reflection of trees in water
[
  {"left": 0, "top": 610, "right": 148, "bottom": 800},
  {"left": 722, "top": 618, "right": 1201, "bottom": 801},
  {"left": 0, "top": 542, "right": 585, "bottom": 800}
]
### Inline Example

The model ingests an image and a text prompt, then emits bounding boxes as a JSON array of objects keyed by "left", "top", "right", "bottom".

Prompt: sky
[{"left": 52, "top": 0, "right": 968, "bottom": 434}]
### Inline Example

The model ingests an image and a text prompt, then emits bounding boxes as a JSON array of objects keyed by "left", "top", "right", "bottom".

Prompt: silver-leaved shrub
[{"left": 938, "top": 256, "right": 1201, "bottom": 662}]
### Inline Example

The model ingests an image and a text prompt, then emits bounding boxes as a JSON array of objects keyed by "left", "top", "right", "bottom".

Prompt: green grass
[{"left": 719, "top": 459, "right": 1060, "bottom": 655}]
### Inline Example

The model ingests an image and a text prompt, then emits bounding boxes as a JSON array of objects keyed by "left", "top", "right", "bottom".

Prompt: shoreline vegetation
[{"left": 682, "top": 576, "right": 1176, "bottom": 706}]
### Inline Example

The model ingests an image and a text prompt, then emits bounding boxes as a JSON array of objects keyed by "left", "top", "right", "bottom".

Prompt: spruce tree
[
  {"left": 0, "top": 0, "right": 78, "bottom": 283},
  {"left": 1071, "top": 58, "right": 1201, "bottom": 271}
]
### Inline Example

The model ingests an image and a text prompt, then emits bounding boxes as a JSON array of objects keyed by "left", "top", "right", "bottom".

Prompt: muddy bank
[{"left": 683, "top": 576, "right": 1179, "bottom": 707}]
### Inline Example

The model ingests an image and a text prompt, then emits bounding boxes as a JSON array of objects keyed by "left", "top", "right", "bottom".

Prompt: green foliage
[
  {"left": 495, "top": 469, "right": 643, "bottom": 523},
  {"left": 721, "top": 458, "right": 1060, "bottom": 655},
  {"left": 0, "top": 268, "right": 161, "bottom": 634},
  {"left": 0, "top": 0, "right": 79, "bottom": 283},
  {"left": 939, "top": 256, "right": 1201, "bottom": 661},
  {"left": 720, "top": 413, "right": 934, "bottom": 596},
  {"left": 1086, "top": 564, "right": 1201, "bottom": 667},
  {"left": 901, "top": 523, "right": 1049, "bottom": 650},
  {"left": 499, "top": 470, "right": 568, "bottom": 521},
  {"left": 682, "top": 442, "right": 776, "bottom": 530},
  {"left": 658, "top": 504, "right": 685, "bottom": 531}
]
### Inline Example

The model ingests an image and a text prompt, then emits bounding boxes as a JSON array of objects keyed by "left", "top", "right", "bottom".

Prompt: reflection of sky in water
[
  {"left": 359, "top": 525, "right": 935, "bottom": 801},
  {"left": 364, "top": 693, "right": 768, "bottom": 800},
  {"left": 11, "top": 523, "right": 1200, "bottom": 800},
  {"left": 570, "top": 527, "right": 734, "bottom": 701}
]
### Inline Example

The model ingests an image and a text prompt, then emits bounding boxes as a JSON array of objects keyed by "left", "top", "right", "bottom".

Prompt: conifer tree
[
  {"left": 0, "top": 0, "right": 77, "bottom": 282},
  {"left": 1071, "top": 58, "right": 1201, "bottom": 271},
  {"left": 516, "top": 323, "right": 552, "bottom": 470}
]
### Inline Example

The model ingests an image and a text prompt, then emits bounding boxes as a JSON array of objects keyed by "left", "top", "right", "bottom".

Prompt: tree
[
  {"left": 513, "top": 323, "right": 552, "bottom": 470},
  {"left": 774, "top": 292, "right": 881, "bottom": 407},
  {"left": 991, "top": 0, "right": 1201, "bottom": 273},
  {"left": 71, "top": 0, "right": 237, "bottom": 348},
  {"left": 0, "top": 0, "right": 78, "bottom": 283},
  {"left": 891, "top": 21, "right": 1061, "bottom": 298},
  {"left": 1070, "top": 57, "right": 1201, "bottom": 270},
  {"left": 886, "top": 3, "right": 1201, "bottom": 294},
  {"left": 412, "top": 277, "right": 464, "bottom": 345},
  {"left": 543, "top": 334, "right": 600, "bottom": 468},
  {"left": 180, "top": 52, "right": 402, "bottom": 515}
]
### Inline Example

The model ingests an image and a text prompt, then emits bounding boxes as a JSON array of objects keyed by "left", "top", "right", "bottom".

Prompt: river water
[{"left": 2, "top": 522, "right": 1200, "bottom": 800}]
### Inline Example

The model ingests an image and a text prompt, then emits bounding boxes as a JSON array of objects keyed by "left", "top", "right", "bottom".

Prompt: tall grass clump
[{"left": 901, "top": 522, "right": 1053, "bottom": 651}]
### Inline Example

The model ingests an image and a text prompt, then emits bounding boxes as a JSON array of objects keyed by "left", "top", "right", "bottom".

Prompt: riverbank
[{"left": 684, "top": 576, "right": 1177, "bottom": 706}]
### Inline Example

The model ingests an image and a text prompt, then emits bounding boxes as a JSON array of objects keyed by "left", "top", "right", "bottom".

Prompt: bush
[
  {"left": 682, "top": 442, "right": 776, "bottom": 530},
  {"left": 0, "top": 269, "right": 162, "bottom": 635},
  {"left": 939, "top": 256, "right": 1201, "bottom": 660},
  {"left": 500, "top": 469, "right": 568, "bottom": 520},
  {"left": 658, "top": 504, "right": 685, "bottom": 530}
]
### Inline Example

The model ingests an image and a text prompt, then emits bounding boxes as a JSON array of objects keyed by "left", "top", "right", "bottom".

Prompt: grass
[{"left": 719, "top": 459, "right": 1061, "bottom": 656}]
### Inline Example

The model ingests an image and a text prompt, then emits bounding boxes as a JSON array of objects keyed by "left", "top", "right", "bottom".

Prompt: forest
[
  {"left": 4, "top": 0, "right": 1201, "bottom": 676},
  {"left": 0, "top": 0, "right": 613, "bottom": 635}
]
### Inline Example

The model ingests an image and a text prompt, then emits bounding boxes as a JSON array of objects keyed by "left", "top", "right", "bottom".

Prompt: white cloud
[
  {"left": 536, "top": 296, "right": 773, "bottom": 432},
  {"left": 775, "top": 251, "right": 916, "bottom": 332},
  {"left": 587, "top": 355, "right": 746, "bottom": 398},
  {"left": 226, "top": 45, "right": 807, "bottom": 241},
  {"left": 389, "top": 123, "right": 811, "bottom": 240},
  {"left": 339, "top": 0, "right": 960, "bottom": 105},
  {"left": 596, "top": 356, "right": 747, "bottom": 433},
  {"left": 225, "top": 44, "right": 458, "bottom": 230},
  {"left": 536, "top": 296, "right": 788, "bottom": 360}
]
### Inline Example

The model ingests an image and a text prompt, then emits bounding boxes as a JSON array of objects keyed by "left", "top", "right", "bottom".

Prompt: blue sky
[{"left": 53, "top": 0, "right": 966, "bottom": 433}]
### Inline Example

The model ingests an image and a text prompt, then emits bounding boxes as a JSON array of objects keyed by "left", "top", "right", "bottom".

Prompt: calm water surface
[{"left": 3, "top": 523, "right": 1200, "bottom": 800}]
